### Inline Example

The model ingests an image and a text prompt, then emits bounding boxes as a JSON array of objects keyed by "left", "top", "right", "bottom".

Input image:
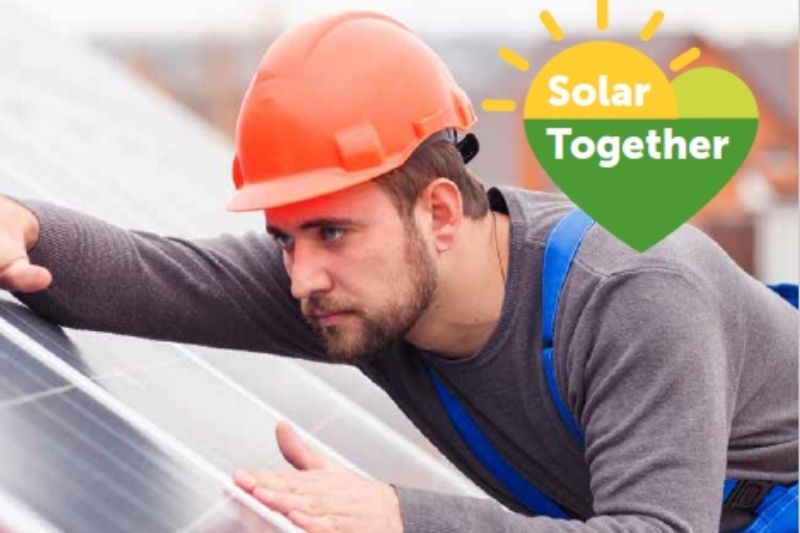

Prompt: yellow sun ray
[
  {"left": 597, "top": 0, "right": 609, "bottom": 30},
  {"left": 669, "top": 47, "right": 701, "bottom": 72},
  {"left": 498, "top": 47, "right": 530, "bottom": 72},
  {"left": 539, "top": 11, "right": 565, "bottom": 41},
  {"left": 639, "top": 10, "right": 664, "bottom": 41},
  {"left": 482, "top": 99, "right": 517, "bottom": 112}
]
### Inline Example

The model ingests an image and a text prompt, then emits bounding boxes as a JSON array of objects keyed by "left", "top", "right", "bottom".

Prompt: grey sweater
[{"left": 12, "top": 187, "right": 798, "bottom": 532}]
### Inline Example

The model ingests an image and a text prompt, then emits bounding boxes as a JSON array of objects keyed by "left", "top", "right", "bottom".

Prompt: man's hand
[
  {"left": 233, "top": 421, "right": 403, "bottom": 533},
  {"left": 0, "top": 196, "right": 50, "bottom": 293}
]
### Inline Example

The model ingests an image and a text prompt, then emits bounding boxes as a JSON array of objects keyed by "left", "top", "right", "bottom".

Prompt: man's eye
[
  {"left": 320, "top": 227, "right": 345, "bottom": 241},
  {"left": 273, "top": 234, "right": 294, "bottom": 249}
]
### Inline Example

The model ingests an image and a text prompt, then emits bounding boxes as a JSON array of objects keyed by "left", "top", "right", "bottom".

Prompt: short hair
[{"left": 374, "top": 140, "right": 490, "bottom": 220}]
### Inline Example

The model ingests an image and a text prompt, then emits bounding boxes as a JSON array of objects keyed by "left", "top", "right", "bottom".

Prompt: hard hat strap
[{"left": 421, "top": 129, "right": 480, "bottom": 165}]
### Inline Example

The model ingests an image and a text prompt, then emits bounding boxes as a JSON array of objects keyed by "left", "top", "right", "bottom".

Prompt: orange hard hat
[{"left": 227, "top": 11, "right": 477, "bottom": 212}]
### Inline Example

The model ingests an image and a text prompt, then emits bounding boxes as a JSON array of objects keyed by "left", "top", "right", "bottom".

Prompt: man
[{"left": 1, "top": 10, "right": 797, "bottom": 533}]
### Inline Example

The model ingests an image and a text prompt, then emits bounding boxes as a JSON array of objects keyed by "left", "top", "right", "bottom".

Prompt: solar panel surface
[{"left": 0, "top": 302, "right": 291, "bottom": 532}]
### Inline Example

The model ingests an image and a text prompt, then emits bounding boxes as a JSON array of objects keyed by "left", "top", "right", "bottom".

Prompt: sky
[{"left": 12, "top": 0, "right": 799, "bottom": 43}]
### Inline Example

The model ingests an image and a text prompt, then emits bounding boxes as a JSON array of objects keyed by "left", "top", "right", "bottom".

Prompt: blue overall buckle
[{"left": 725, "top": 480, "right": 773, "bottom": 510}]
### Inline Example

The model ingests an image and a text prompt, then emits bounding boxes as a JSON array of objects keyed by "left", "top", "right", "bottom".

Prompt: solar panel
[
  {"left": 0, "top": 2, "right": 484, "bottom": 528},
  {"left": 0, "top": 304, "right": 291, "bottom": 532}
]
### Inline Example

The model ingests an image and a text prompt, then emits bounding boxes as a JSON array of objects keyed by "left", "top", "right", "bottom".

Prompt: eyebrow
[{"left": 266, "top": 217, "right": 360, "bottom": 236}]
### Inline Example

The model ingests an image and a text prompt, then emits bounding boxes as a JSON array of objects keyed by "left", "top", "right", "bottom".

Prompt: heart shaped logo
[{"left": 522, "top": 41, "right": 758, "bottom": 251}]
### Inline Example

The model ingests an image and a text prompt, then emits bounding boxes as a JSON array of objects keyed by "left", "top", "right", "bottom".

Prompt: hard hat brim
[
  {"left": 226, "top": 161, "right": 398, "bottom": 212},
  {"left": 227, "top": 126, "right": 479, "bottom": 212}
]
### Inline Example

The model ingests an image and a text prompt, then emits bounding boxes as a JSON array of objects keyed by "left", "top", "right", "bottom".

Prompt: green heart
[{"left": 525, "top": 67, "right": 758, "bottom": 252}]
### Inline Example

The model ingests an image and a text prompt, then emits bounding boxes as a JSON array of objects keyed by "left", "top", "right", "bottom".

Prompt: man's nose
[{"left": 287, "top": 244, "right": 333, "bottom": 300}]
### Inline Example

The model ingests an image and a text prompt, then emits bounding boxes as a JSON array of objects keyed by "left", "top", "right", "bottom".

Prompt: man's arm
[{"left": 3, "top": 196, "right": 326, "bottom": 360}]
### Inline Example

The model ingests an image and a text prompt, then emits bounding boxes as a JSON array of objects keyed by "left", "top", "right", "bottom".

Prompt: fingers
[
  {"left": 287, "top": 510, "right": 337, "bottom": 533},
  {"left": 235, "top": 469, "right": 294, "bottom": 493},
  {"left": 235, "top": 468, "right": 325, "bottom": 495},
  {"left": 0, "top": 258, "right": 52, "bottom": 293},
  {"left": 230, "top": 465, "right": 380, "bottom": 533},
  {"left": 234, "top": 470, "right": 335, "bottom": 531},
  {"left": 0, "top": 202, "right": 49, "bottom": 294},
  {"left": 233, "top": 469, "right": 258, "bottom": 492},
  {"left": 276, "top": 421, "right": 328, "bottom": 471},
  {"left": 253, "top": 487, "right": 314, "bottom": 516}
]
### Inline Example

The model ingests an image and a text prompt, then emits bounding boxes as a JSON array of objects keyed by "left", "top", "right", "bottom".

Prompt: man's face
[{"left": 266, "top": 181, "right": 437, "bottom": 364}]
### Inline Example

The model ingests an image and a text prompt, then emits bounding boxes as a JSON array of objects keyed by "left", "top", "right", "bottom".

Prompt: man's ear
[{"left": 418, "top": 178, "right": 462, "bottom": 253}]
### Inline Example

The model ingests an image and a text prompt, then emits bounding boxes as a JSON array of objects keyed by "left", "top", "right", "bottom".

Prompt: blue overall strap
[
  {"left": 541, "top": 208, "right": 595, "bottom": 444},
  {"left": 423, "top": 364, "right": 569, "bottom": 518},
  {"left": 732, "top": 482, "right": 799, "bottom": 533},
  {"left": 723, "top": 479, "right": 740, "bottom": 502},
  {"left": 766, "top": 283, "right": 798, "bottom": 309}
]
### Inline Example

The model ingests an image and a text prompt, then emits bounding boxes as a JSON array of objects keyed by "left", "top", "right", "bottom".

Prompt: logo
[{"left": 483, "top": 3, "right": 758, "bottom": 251}]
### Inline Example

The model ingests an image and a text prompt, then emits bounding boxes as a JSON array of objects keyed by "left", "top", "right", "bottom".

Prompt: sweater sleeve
[
  {"left": 394, "top": 269, "right": 730, "bottom": 532},
  {"left": 10, "top": 199, "right": 327, "bottom": 361}
]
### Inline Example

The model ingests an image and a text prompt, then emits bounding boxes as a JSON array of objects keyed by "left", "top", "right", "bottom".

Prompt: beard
[{"left": 302, "top": 219, "right": 437, "bottom": 364}]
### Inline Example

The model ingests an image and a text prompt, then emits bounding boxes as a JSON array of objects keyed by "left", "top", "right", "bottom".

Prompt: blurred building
[{"left": 94, "top": 33, "right": 799, "bottom": 281}]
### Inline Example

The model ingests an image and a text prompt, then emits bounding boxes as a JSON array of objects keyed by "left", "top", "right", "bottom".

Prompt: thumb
[
  {"left": 275, "top": 421, "right": 329, "bottom": 471},
  {"left": 1, "top": 259, "right": 52, "bottom": 293}
]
